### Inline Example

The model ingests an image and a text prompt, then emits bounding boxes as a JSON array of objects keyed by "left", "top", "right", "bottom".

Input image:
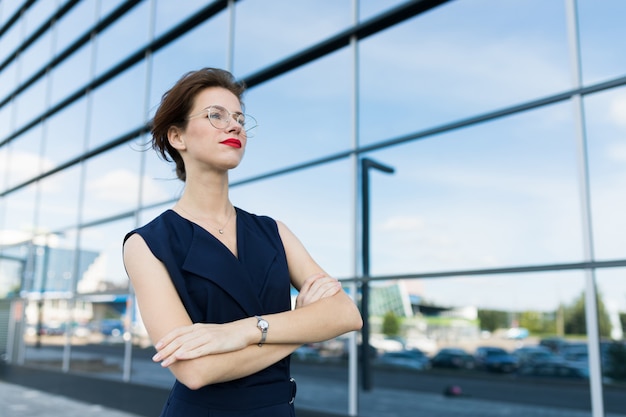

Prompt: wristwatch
[{"left": 255, "top": 315, "right": 269, "bottom": 347}]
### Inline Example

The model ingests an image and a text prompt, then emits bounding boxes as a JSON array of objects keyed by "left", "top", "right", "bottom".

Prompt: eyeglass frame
[{"left": 187, "top": 105, "right": 258, "bottom": 136}]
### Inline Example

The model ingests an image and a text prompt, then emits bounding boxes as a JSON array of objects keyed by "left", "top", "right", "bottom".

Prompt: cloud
[
  {"left": 88, "top": 169, "right": 168, "bottom": 203},
  {"left": 608, "top": 94, "right": 626, "bottom": 127},
  {"left": 0, "top": 149, "right": 54, "bottom": 185}
]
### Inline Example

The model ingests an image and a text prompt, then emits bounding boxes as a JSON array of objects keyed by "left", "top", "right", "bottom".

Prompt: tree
[
  {"left": 381, "top": 310, "right": 401, "bottom": 337},
  {"left": 477, "top": 309, "right": 508, "bottom": 332},
  {"left": 563, "top": 291, "right": 612, "bottom": 338}
]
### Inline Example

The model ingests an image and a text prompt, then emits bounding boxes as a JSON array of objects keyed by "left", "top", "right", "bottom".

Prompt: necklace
[{"left": 177, "top": 204, "right": 235, "bottom": 234}]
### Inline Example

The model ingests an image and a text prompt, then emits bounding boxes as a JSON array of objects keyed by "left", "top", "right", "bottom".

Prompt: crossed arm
[{"left": 123, "top": 220, "right": 362, "bottom": 390}]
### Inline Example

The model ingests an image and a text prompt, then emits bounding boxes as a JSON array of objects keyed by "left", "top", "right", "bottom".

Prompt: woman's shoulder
[
  {"left": 236, "top": 207, "right": 279, "bottom": 230},
  {"left": 124, "top": 210, "right": 190, "bottom": 244}
]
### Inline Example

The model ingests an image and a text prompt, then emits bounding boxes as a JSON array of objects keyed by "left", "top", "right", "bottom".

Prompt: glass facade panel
[
  {"left": 94, "top": 1, "right": 150, "bottom": 77},
  {"left": 577, "top": 0, "right": 626, "bottom": 85},
  {"left": 81, "top": 144, "right": 142, "bottom": 224},
  {"left": 22, "top": 0, "right": 56, "bottom": 37},
  {"left": 17, "top": 31, "right": 53, "bottom": 84},
  {"left": 13, "top": 77, "right": 47, "bottom": 130},
  {"left": 45, "top": 96, "right": 89, "bottom": 167},
  {"left": 235, "top": 0, "right": 351, "bottom": 76},
  {"left": 231, "top": 160, "right": 353, "bottom": 278},
  {"left": 37, "top": 166, "right": 81, "bottom": 232},
  {"left": 359, "top": 0, "right": 570, "bottom": 146},
  {"left": 140, "top": 135, "right": 184, "bottom": 206},
  {"left": 584, "top": 87, "right": 626, "bottom": 261},
  {"left": 365, "top": 103, "right": 583, "bottom": 275},
  {"left": 54, "top": 0, "right": 98, "bottom": 55},
  {"left": 49, "top": 42, "right": 92, "bottom": 107},
  {"left": 149, "top": 16, "right": 229, "bottom": 115},
  {"left": 87, "top": 63, "right": 147, "bottom": 150},
  {"left": 76, "top": 217, "right": 133, "bottom": 295},
  {"left": 3, "top": 185, "right": 37, "bottom": 262},
  {"left": 153, "top": 0, "right": 210, "bottom": 39},
  {"left": 233, "top": 51, "right": 353, "bottom": 181},
  {"left": 5, "top": 124, "right": 44, "bottom": 190},
  {"left": 0, "top": 15, "right": 21, "bottom": 63},
  {"left": 0, "top": 60, "right": 18, "bottom": 104}
]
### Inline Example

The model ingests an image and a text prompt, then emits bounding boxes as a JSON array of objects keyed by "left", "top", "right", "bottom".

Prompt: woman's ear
[{"left": 168, "top": 126, "right": 186, "bottom": 151}]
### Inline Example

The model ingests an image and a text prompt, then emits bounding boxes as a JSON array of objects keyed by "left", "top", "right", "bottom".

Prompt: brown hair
[{"left": 151, "top": 68, "right": 246, "bottom": 181}]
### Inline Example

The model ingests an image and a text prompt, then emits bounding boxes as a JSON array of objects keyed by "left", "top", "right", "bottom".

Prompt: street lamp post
[{"left": 360, "top": 157, "right": 394, "bottom": 391}]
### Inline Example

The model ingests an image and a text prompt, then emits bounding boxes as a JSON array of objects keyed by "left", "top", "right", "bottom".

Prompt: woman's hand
[
  {"left": 295, "top": 272, "right": 342, "bottom": 309},
  {"left": 152, "top": 320, "right": 252, "bottom": 367}
]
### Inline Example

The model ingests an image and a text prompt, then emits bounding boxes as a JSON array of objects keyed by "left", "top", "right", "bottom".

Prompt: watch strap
[{"left": 255, "top": 315, "right": 268, "bottom": 347}]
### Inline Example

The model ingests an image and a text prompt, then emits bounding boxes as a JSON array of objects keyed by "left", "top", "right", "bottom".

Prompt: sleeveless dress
[{"left": 124, "top": 208, "right": 296, "bottom": 417}]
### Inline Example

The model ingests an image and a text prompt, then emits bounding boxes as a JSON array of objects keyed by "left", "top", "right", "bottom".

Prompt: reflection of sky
[{"left": 2, "top": 1, "right": 625, "bottom": 313}]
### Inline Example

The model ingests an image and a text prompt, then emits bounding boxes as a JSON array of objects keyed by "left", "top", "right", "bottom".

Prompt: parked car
[
  {"left": 474, "top": 346, "right": 519, "bottom": 373},
  {"left": 513, "top": 345, "right": 562, "bottom": 367},
  {"left": 518, "top": 361, "right": 589, "bottom": 379},
  {"left": 377, "top": 349, "right": 431, "bottom": 370},
  {"left": 430, "top": 348, "right": 475, "bottom": 370}
]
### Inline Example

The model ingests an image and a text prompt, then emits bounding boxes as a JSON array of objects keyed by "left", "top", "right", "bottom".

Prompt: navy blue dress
[{"left": 124, "top": 208, "right": 296, "bottom": 416}]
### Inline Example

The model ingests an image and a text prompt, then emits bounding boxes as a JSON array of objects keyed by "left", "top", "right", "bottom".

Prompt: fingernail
[{"left": 152, "top": 353, "right": 161, "bottom": 362}]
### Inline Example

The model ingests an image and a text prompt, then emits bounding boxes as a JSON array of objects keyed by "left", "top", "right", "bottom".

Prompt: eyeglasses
[{"left": 188, "top": 105, "right": 258, "bottom": 137}]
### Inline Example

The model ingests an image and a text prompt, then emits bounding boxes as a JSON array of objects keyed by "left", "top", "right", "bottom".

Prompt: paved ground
[
  {"left": 4, "top": 376, "right": 626, "bottom": 417},
  {"left": 0, "top": 381, "right": 141, "bottom": 417}
]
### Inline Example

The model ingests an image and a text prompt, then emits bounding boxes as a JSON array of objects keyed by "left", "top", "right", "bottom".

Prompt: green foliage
[
  {"left": 477, "top": 309, "right": 508, "bottom": 332},
  {"left": 563, "top": 291, "right": 612, "bottom": 338},
  {"left": 381, "top": 310, "right": 401, "bottom": 337},
  {"left": 518, "top": 311, "right": 554, "bottom": 334}
]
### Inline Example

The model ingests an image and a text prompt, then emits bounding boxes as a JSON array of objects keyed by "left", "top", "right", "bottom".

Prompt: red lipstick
[{"left": 221, "top": 138, "right": 242, "bottom": 148}]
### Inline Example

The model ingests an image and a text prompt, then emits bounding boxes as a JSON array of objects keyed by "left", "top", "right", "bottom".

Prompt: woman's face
[{"left": 177, "top": 87, "right": 247, "bottom": 174}]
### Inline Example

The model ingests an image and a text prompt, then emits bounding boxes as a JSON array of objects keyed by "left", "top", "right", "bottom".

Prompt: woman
[{"left": 123, "top": 68, "right": 362, "bottom": 416}]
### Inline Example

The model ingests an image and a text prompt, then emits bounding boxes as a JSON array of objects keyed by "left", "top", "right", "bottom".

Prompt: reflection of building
[{"left": 370, "top": 281, "right": 413, "bottom": 317}]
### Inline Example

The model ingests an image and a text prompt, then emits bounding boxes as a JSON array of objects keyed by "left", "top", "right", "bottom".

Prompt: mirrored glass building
[{"left": 1, "top": 1, "right": 625, "bottom": 416}]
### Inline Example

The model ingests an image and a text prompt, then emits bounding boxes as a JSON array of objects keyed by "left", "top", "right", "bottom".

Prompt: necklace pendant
[{"left": 219, "top": 229, "right": 224, "bottom": 234}]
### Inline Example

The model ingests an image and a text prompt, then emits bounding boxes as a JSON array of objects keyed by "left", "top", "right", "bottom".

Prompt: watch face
[{"left": 258, "top": 319, "right": 269, "bottom": 330}]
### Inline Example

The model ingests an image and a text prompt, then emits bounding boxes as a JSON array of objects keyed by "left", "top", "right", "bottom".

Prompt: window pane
[
  {"left": 139, "top": 135, "right": 184, "bottom": 206},
  {"left": 45, "top": 97, "right": 88, "bottom": 166},
  {"left": 359, "top": 0, "right": 570, "bottom": 146},
  {"left": 37, "top": 165, "right": 81, "bottom": 232},
  {"left": 0, "top": 60, "right": 18, "bottom": 105},
  {"left": 14, "top": 77, "right": 47, "bottom": 130},
  {"left": 17, "top": 31, "right": 53, "bottom": 83},
  {"left": 578, "top": 0, "right": 626, "bottom": 85},
  {"left": 81, "top": 144, "right": 142, "bottom": 224},
  {"left": 231, "top": 160, "right": 353, "bottom": 278},
  {"left": 87, "top": 63, "right": 146, "bottom": 151},
  {"left": 364, "top": 103, "right": 582, "bottom": 275},
  {"left": 153, "top": 0, "right": 210, "bottom": 38},
  {"left": 4, "top": 125, "right": 45, "bottom": 189},
  {"left": 49, "top": 43, "right": 92, "bottom": 106},
  {"left": 232, "top": 51, "right": 352, "bottom": 182},
  {"left": 94, "top": 2, "right": 150, "bottom": 77},
  {"left": 54, "top": 0, "right": 97, "bottom": 54},
  {"left": 149, "top": 16, "right": 229, "bottom": 116},
  {"left": 584, "top": 87, "right": 626, "bottom": 261},
  {"left": 234, "top": 0, "right": 351, "bottom": 75},
  {"left": 76, "top": 217, "right": 133, "bottom": 295}
]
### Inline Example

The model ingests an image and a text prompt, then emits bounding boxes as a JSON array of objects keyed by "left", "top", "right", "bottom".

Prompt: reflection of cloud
[
  {"left": 381, "top": 215, "right": 424, "bottom": 232},
  {"left": 608, "top": 142, "right": 626, "bottom": 162},
  {"left": 88, "top": 169, "right": 168, "bottom": 203},
  {"left": 609, "top": 95, "right": 626, "bottom": 127},
  {"left": 0, "top": 149, "right": 54, "bottom": 184}
]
